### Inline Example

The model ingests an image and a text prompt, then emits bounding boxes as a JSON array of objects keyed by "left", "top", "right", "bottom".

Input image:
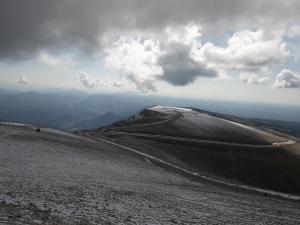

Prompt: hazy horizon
[{"left": 1, "top": 89, "right": 300, "bottom": 129}]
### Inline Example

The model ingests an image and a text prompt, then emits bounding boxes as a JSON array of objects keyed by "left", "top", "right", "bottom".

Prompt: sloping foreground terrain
[
  {"left": 1, "top": 122, "right": 300, "bottom": 224},
  {"left": 92, "top": 106, "right": 300, "bottom": 195}
]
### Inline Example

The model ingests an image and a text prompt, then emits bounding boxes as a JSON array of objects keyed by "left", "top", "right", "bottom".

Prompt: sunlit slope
[{"left": 107, "top": 106, "right": 287, "bottom": 145}]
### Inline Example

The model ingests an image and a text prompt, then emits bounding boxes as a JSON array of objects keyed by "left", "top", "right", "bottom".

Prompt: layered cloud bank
[
  {"left": 1, "top": 0, "right": 300, "bottom": 59},
  {"left": 104, "top": 25, "right": 289, "bottom": 91},
  {"left": 1, "top": 0, "right": 300, "bottom": 92}
]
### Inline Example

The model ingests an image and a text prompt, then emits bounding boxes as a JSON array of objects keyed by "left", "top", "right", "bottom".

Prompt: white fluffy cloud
[
  {"left": 17, "top": 76, "right": 30, "bottom": 85},
  {"left": 239, "top": 72, "right": 270, "bottom": 85},
  {"left": 105, "top": 36, "right": 162, "bottom": 92},
  {"left": 76, "top": 71, "right": 103, "bottom": 89},
  {"left": 197, "top": 30, "right": 288, "bottom": 72},
  {"left": 75, "top": 71, "right": 131, "bottom": 90},
  {"left": 273, "top": 69, "right": 300, "bottom": 88}
]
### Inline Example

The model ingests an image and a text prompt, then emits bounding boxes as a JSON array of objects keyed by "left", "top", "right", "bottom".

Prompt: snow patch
[{"left": 148, "top": 106, "right": 192, "bottom": 113}]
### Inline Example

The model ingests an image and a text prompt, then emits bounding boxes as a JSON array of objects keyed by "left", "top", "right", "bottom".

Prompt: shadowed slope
[{"left": 93, "top": 106, "right": 300, "bottom": 194}]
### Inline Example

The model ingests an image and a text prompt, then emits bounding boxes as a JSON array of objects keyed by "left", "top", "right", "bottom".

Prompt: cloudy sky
[{"left": 1, "top": 0, "right": 300, "bottom": 105}]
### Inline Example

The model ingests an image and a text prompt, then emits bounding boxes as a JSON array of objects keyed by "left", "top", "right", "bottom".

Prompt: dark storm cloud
[
  {"left": 158, "top": 44, "right": 218, "bottom": 85},
  {"left": 0, "top": 0, "right": 132, "bottom": 59},
  {"left": 1, "top": 0, "right": 59, "bottom": 59},
  {"left": 1, "top": 0, "right": 300, "bottom": 59}
]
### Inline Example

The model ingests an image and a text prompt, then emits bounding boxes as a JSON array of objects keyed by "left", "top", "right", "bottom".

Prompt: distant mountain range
[{"left": 1, "top": 89, "right": 300, "bottom": 133}]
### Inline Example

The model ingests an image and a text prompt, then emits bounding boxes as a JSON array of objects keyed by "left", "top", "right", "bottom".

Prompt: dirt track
[{"left": 101, "top": 131, "right": 294, "bottom": 148}]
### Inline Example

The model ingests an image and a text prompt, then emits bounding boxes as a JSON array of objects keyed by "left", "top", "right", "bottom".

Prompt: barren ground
[{"left": 1, "top": 124, "right": 300, "bottom": 224}]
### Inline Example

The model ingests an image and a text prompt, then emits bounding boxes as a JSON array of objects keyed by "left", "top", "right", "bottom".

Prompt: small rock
[
  {"left": 170, "top": 218, "right": 177, "bottom": 223},
  {"left": 32, "top": 219, "right": 43, "bottom": 224}
]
